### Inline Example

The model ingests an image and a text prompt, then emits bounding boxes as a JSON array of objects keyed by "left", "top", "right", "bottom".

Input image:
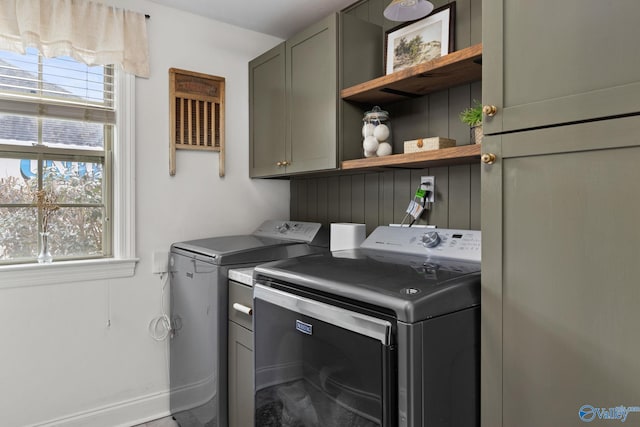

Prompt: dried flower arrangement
[{"left": 35, "top": 189, "right": 60, "bottom": 233}]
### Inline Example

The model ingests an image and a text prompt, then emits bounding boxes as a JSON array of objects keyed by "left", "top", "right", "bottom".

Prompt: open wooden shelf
[
  {"left": 341, "top": 43, "right": 482, "bottom": 105},
  {"left": 341, "top": 144, "right": 481, "bottom": 171}
]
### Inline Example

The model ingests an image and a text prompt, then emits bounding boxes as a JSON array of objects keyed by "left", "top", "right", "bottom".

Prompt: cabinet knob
[
  {"left": 282, "top": 160, "right": 290, "bottom": 166},
  {"left": 482, "top": 105, "right": 498, "bottom": 117},
  {"left": 481, "top": 153, "right": 497, "bottom": 164},
  {"left": 276, "top": 161, "right": 283, "bottom": 167}
]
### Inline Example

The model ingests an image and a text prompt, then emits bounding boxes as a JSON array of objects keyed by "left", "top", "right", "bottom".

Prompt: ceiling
[{"left": 147, "top": 0, "right": 361, "bottom": 39}]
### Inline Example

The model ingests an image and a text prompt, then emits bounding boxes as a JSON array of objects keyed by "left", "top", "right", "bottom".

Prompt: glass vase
[
  {"left": 362, "top": 106, "right": 392, "bottom": 158},
  {"left": 37, "top": 232, "right": 53, "bottom": 264}
]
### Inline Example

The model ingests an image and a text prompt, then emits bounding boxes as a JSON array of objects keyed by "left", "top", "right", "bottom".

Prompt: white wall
[{"left": 0, "top": 1, "right": 288, "bottom": 425}]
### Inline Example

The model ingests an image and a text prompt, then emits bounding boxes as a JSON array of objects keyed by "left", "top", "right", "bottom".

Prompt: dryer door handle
[{"left": 254, "top": 283, "right": 392, "bottom": 345}]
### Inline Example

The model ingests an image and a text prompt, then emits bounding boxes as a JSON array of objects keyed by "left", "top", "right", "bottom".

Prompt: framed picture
[{"left": 385, "top": 2, "right": 455, "bottom": 75}]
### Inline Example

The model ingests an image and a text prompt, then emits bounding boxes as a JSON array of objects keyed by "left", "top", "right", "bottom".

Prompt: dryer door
[{"left": 253, "top": 283, "right": 394, "bottom": 427}]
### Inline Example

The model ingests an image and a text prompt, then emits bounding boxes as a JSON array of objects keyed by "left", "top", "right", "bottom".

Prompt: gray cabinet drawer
[
  {"left": 228, "top": 280, "right": 253, "bottom": 331},
  {"left": 228, "top": 321, "right": 254, "bottom": 427}
]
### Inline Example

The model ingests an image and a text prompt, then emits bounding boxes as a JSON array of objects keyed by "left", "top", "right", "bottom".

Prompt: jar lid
[{"left": 363, "top": 105, "right": 389, "bottom": 121}]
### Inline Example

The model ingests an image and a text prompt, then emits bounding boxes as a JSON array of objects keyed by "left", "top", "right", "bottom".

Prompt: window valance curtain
[{"left": 0, "top": 0, "right": 149, "bottom": 77}]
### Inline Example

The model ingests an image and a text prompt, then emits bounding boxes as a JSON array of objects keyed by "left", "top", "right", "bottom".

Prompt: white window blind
[{"left": 0, "top": 48, "right": 115, "bottom": 125}]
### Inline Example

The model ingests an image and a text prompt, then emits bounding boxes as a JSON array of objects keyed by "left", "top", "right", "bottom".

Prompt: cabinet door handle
[
  {"left": 232, "top": 303, "right": 253, "bottom": 316},
  {"left": 481, "top": 153, "right": 497, "bottom": 164},
  {"left": 483, "top": 105, "right": 498, "bottom": 117}
]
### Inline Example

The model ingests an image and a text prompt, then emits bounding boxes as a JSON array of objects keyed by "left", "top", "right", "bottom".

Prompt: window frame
[{"left": 0, "top": 70, "right": 137, "bottom": 288}]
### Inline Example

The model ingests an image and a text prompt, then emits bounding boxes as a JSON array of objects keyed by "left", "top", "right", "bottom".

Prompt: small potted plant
[{"left": 459, "top": 100, "right": 483, "bottom": 144}]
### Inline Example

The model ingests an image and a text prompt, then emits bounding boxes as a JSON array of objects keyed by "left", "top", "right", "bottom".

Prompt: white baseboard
[{"left": 27, "top": 389, "right": 171, "bottom": 427}]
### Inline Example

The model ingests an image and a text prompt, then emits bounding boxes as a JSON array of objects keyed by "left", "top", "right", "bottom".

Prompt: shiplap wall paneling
[
  {"left": 291, "top": 164, "right": 480, "bottom": 230},
  {"left": 306, "top": 179, "right": 318, "bottom": 224},
  {"left": 364, "top": 173, "right": 380, "bottom": 234},
  {"left": 339, "top": 175, "right": 353, "bottom": 222},
  {"left": 392, "top": 169, "right": 412, "bottom": 224},
  {"left": 347, "top": 0, "right": 388, "bottom": 31},
  {"left": 316, "top": 178, "right": 329, "bottom": 226},
  {"left": 449, "top": 165, "right": 471, "bottom": 229},
  {"left": 327, "top": 176, "right": 341, "bottom": 224},
  {"left": 298, "top": 179, "right": 308, "bottom": 221},
  {"left": 350, "top": 174, "right": 366, "bottom": 224}
]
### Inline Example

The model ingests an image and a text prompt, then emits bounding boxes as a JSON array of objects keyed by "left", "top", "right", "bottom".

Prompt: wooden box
[{"left": 404, "top": 137, "right": 456, "bottom": 153}]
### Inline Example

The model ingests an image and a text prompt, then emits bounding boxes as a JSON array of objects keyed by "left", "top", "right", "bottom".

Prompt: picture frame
[{"left": 385, "top": 2, "right": 455, "bottom": 75}]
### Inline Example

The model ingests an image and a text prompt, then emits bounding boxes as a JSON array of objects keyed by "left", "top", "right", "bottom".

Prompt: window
[{"left": 0, "top": 48, "right": 119, "bottom": 265}]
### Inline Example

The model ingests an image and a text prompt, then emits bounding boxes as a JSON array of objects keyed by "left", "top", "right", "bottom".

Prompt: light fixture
[{"left": 383, "top": 0, "right": 434, "bottom": 22}]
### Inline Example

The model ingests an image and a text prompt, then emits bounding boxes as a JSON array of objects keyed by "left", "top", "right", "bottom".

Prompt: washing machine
[
  {"left": 253, "top": 226, "right": 481, "bottom": 427},
  {"left": 168, "top": 220, "right": 327, "bottom": 427}
]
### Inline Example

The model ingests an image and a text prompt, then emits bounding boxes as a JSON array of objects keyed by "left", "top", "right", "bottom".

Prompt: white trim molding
[
  {"left": 27, "top": 388, "right": 169, "bottom": 427},
  {"left": 113, "top": 70, "right": 136, "bottom": 259},
  {"left": 0, "top": 258, "right": 138, "bottom": 289}
]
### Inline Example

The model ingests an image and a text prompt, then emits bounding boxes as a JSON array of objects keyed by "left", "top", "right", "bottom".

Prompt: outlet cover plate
[{"left": 421, "top": 176, "right": 435, "bottom": 203}]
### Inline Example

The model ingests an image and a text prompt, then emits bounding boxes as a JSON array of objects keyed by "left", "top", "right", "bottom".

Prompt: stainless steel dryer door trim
[{"left": 254, "top": 283, "right": 392, "bottom": 345}]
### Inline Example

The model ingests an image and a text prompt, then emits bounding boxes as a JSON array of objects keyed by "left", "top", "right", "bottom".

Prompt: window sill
[{"left": 0, "top": 258, "right": 139, "bottom": 289}]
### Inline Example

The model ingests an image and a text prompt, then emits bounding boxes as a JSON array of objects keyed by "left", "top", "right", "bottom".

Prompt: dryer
[
  {"left": 253, "top": 226, "right": 481, "bottom": 427},
  {"left": 169, "top": 220, "right": 327, "bottom": 426}
]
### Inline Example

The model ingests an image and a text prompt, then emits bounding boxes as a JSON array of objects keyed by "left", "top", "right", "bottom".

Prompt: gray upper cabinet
[
  {"left": 249, "top": 13, "right": 382, "bottom": 178},
  {"left": 249, "top": 43, "right": 286, "bottom": 177},
  {"left": 483, "top": 0, "right": 640, "bottom": 134},
  {"left": 286, "top": 14, "right": 338, "bottom": 175}
]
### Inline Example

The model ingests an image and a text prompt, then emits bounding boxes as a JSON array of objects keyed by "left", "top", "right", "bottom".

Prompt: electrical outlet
[
  {"left": 421, "top": 176, "right": 435, "bottom": 203},
  {"left": 152, "top": 250, "right": 169, "bottom": 274}
]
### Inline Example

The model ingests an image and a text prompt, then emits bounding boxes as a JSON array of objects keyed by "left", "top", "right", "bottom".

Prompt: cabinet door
[
  {"left": 286, "top": 14, "right": 338, "bottom": 174},
  {"left": 483, "top": 0, "right": 640, "bottom": 134},
  {"left": 228, "top": 321, "right": 254, "bottom": 427},
  {"left": 481, "top": 116, "right": 640, "bottom": 427},
  {"left": 249, "top": 43, "right": 286, "bottom": 177}
]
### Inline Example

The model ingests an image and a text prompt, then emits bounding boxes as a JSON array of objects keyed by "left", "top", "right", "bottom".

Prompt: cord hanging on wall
[{"left": 169, "top": 68, "right": 225, "bottom": 177}]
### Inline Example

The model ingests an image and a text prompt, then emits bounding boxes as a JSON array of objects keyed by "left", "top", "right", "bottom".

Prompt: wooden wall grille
[
  {"left": 169, "top": 68, "right": 225, "bottom": 176},
  {"left": 174, "top": 98, "right": 220, "bottom": 148}
]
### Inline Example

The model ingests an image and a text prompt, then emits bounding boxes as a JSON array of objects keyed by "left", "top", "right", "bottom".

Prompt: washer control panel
[
  {"left": 361, "top": 226, "right": 481, "bottom": 263},
  {"left": 253, "top": 220, "right": 322, "bottom": 242}
]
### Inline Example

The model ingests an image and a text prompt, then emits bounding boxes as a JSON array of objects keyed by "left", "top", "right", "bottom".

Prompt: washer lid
[
  {"left": 171, "top": 235, "right": 312, "bottom": 265},
  {"left": 254, "top": 250, "right": 480, "bottom": 323},
  {"left": 170, "top": 220, "right": 328, "bottom": 265}
]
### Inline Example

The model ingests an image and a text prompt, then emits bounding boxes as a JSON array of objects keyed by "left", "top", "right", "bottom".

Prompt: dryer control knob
[{"left": 422, "top": 231, "right": 441, "bottom": 248}]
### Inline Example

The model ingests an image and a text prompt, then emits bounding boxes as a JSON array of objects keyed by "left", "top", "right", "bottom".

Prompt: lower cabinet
[
  {"left": 228, "top": 280, "right": 254, "bottom": 427},
  {"left": 481, "top": 115, "right": 640, "bottom": 426}
]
